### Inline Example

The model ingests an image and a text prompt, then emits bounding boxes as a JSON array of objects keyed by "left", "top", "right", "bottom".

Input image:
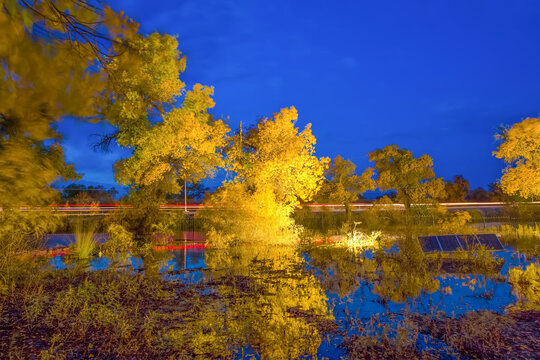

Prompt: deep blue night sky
[{"left": 57, "top": 0, "right": 540, "bottom": 193}]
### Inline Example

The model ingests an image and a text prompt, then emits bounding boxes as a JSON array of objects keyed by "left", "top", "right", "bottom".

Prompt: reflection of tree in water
[
  {"left": 202, "top": 245, "right": 334, "bottom": 359},
  {"left": 307, "top": 236, "right": 440, "bottom": 304},
  {"left": 370, "top": 236, "right": 438, "bottom": 303},
  {"left": 307, "top": 246, "right": 376, "bottom": 298},
  {"left": 371, "top": 259, "right": 440, "bottom": 304},
  {"left": 508, "top": 263, "right": 540, "bottom": 311},
  {"left": 139, "top": 250, "right": 175, "bottom": 276},
  {"left": 169, "top": 248, "right": 206, "bottom": 270}
]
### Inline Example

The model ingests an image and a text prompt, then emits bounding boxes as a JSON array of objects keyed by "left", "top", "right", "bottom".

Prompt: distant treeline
[{"left": 59, "top": 178, "right": 516, "bottom": 205}]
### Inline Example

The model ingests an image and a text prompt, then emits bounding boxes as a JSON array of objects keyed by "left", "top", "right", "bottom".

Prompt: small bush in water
[
  {"left": 500, "top": 224, "right": 540, "bottom": 256},
  {"left": 102, "top": 223, "right": 134, "bottom": 261},
  {"left": 338, "top": 222, "right": 382, "bottom": 254},
  {"left": 508, "top": 262, "right": 540, "bottom": 311}
]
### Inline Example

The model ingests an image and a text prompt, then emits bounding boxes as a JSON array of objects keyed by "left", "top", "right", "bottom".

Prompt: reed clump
[{"left": 72, "top": 221, "right": 98, "bottom": 260}]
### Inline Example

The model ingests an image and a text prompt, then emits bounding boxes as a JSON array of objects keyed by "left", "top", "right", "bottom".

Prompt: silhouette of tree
[
  {"left": 443, "top": 175, "right": 470, "bottom": 202},
  {"left": 61, "top": 184, "right": 117, "bottom": 204}
]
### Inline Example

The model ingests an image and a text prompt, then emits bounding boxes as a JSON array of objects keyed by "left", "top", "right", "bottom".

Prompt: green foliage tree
[
  {"left": 316, "top": 155, "right": 374, "bottom": 218},
  {"left": 493, "top": 117, "right": 540, "bottom": 199},
  {"left": 362, "top": 145, "right": 445, "bottom": 211}
]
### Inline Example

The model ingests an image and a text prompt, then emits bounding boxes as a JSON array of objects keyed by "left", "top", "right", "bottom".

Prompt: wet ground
[{"left": 45, "top": 239, "right": 540, "bottom": 359}]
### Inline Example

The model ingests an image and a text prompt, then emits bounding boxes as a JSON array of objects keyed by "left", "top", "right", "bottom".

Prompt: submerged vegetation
[
  {"left": 508, "top": 263, "right": 540, "bottom": 311},
  {"left": 2, "top": 247, "right": 336, "bottom": 359},
  {"left": 500, "top": 224, "right": 540, "bottom": 256}
]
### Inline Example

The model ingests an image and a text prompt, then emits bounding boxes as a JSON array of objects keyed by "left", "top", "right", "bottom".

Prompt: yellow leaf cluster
[
  {"left": 243, "top": 107, "right": 329, "bottom": 209},
  {"left": 103, "top": 33, "right": 187, "bottom": 147},
  {"left": 104, "top": 32, "right": 229, "bottom": 195},
  {"left": 114, "top": 85, "right": 229, "bottom": 192},
  {"left": 0, "top": 2, "right": 112, "bottom": 205},
  {"left": 316, "top": 155, "right": 375, "bottom": 206},
  {"left": 202, "top": 182, "right": 298, "bottom": 247},
  {"left": 493, "top": 118, "right": 540, "bottom": 199},
  {"left": 508, "top": 263, "right": 540, "bottom": 311}
]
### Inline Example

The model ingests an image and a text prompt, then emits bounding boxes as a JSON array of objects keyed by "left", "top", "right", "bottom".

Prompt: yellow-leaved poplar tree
[
  {"left": 101, "top": 31, "right": 229, "bottom": 241},
  {"left": 100, "top": 27, "right": 230, "bottom": 194},
  {"left": 0, "top": 1, "right": 165, "bottom": 209},
  {"left": 362, "top": 145, "right": 446, "bottom": 211},
  {"left": 243, "top": 107, "right": 329, "bottom": 209},
  {"left": 204, "top": 107, "right": 328, "bottom": 246},
  {"left": 0, "top": 1, "right": 110, "bottom": 206},
  {"left": 0, "top": 0, "right": 150, "bottom": 285},
  {"left": 315, "top": 155, "right": 375, "bottom": 218},
  {"left": 1, "top": 1, "right": 229, "bottom": 243},
  {"left": 493, "top": 118, "right": 540, "bottom": 199},
  {"left": 113, "top": 84, "right": 229, "bottom": 193}
]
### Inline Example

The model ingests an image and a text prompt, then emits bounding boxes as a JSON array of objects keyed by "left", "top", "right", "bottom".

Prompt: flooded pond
[{"left": 46, "top": 238, "right": 539, "bottom": 359}]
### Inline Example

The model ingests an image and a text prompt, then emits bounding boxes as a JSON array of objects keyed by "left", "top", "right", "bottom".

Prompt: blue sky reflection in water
[
  {"left": 57, "top": 0, "right": 540, "bottom": 192},
  {"left": 49, "top": 245, "right": 536, "bottom": 357}
]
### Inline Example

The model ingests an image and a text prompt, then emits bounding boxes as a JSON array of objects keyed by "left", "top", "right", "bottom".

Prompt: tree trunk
[{"left": 345, "top": 202, "right": 352, "bottom": 222}]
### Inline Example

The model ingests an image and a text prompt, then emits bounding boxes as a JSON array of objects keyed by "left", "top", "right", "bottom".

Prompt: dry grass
[{"left": 416, "top": 310, "right": 540, "bottom": 359}]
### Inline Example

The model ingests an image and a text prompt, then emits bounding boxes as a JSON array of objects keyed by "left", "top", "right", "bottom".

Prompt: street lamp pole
[{"left": 184, "top": 175, "right": 187, "bottom": 212}]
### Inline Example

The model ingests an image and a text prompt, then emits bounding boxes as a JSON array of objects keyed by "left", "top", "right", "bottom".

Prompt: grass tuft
[{"left": 72, "top": 221, "right": 98, "bottom": 260}]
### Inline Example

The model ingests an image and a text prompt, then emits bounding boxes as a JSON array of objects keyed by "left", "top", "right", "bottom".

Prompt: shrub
[
  {"left": 101, "top": 223, "right": 134, "bottom": 261},
  {"left": 0, "top": 209, "right": 60, "bottom": 293},
  {"left": 436, "top": 210, "right": 473, "bottom": 234},
  {"left": 337, "top": 226, "right": 383, "bottom": 254},
  {"left": 500, "top": 224, "right": 540, "bottom": 256},
  {"left": 201, "top": 183, "right": 299, "bottom": 247},
  {"left": 508, "top": 263, "right": 540, "bottom": 311}
]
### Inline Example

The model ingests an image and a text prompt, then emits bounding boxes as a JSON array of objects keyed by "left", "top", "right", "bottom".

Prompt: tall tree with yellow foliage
[
  {"left": 241, "top": 107, "right": 329, "bottom": 209},
  {"left": 493, "top": 118, "right": 540, "bottom": 199},
  {"left": 0, "top": 0, "right": 112, "bottom": 206},
  {"left": 316, "top": 155, "right": 375, "bottom": 218},
  {"left": 1, "top": 1, "right": 229, "bottom": 245},
  {"left": 97, "top": 18, "right": 229, "bottom": 241},
  {"left": 0, "top": 1, "right": 182, "bottom": 207},
  {"left": 0, "top": 0, "right": 148, "bottom": 279},
  {"left": 362, "top": 145, "right": 445, "bottom": 211},
  {"left": 204, "top": 107, "right": 329, "bottom": 246},
  {"left": 95, "top": 18, "right": 229, "bottom": 202}
]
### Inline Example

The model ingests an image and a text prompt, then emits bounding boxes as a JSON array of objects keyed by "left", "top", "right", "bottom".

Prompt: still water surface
[{"left": 49, "top": 242, "right": 537, "bottom": 358}]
